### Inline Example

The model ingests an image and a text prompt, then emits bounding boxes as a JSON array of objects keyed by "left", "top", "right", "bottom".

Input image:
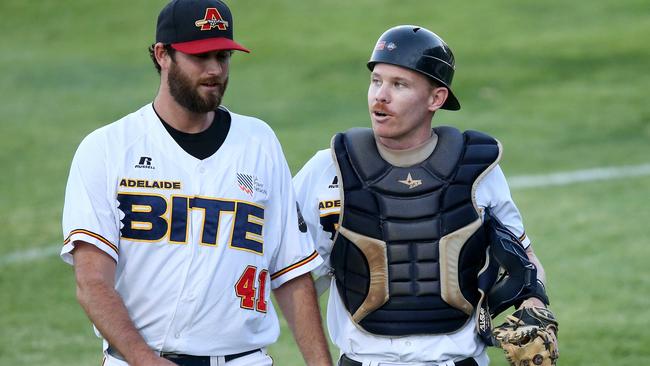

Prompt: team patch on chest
[{"left": 236, "top": 173, "right": 267, "bottom": 197}]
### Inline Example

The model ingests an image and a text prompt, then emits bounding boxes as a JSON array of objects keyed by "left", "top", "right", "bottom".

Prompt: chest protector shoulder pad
[{"left": 330, "top": 126, "right": 500, "bottom": 336}]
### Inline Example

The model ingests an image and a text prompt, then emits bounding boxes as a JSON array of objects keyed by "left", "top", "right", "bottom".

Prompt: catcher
[{"left": 294, "top": 25, "right": 560, "bottom": 366}]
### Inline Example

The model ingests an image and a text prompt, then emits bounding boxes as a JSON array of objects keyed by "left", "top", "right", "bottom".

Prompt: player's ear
[
  {"left": 154, "top": 43, "right": 173, "bottom": 71},
  {"left": 427, "top": 86, "right": 449, "bottom": 112}
]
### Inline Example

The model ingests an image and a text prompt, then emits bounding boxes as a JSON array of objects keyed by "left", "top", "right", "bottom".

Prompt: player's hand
[
  {"left": 519, "top": 297, "right": 546, "bottom": 309},
  {"left": 492, "top": 306, "right": 559, "bottom": 366}
]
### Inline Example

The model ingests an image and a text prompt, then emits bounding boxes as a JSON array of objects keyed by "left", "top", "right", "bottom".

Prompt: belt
[
  {"left": 107, "top": 346, "right": 260, "bottom": 365},
  {"left": 338, "top": 354, "right": 478, "bottom": 366}
]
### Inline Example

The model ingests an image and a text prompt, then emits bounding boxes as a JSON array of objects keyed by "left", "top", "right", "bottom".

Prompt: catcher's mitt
[{"left": 492, "top": 306, "right": 559, "bottom": 366}]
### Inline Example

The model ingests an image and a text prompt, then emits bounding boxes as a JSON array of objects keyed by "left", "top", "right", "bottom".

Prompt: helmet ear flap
[{"left": 368, "top": 25, "right": 461, "bottom": 110}]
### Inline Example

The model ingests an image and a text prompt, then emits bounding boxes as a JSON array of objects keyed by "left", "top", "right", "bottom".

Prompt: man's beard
[{"left": 167, "top": 61, "right": 228, "bottom": 113}]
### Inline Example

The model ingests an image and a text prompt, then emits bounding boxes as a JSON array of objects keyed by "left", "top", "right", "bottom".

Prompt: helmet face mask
[{"left": 367, "top": 25, "right": 460, "bottom": 110}]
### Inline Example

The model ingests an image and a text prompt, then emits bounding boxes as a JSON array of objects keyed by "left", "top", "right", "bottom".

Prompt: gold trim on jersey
[
  {"left": 117, "top": 192, "right": 170, "bottom": 243},
  {"left": 131, "top": 204, "right": 152, "bottom": 213},
  {"left": 192, "top": 194, "right": 236, "bottom": 247},
  {"left": 168, "top": 194, "right": 192, "bottom": 245},
  {"left": 244, "top": 232, "right": 264, "bottom": 244},
  {"left": 271, "top": 250, "right": 319, "bottom": 280},
  {"left": 248, "top": 214, "right": 264, "bottom": 227},
  {"left": 115, "top": 192, "right": 267, "bottom": 252},
  {"left": 243, "top": 212, "right": 265, "bottom": 246},
  {"left": 130, "top": 221, "right": 153, "bottom": 231},
  {"left": 519, "top": 232, "right": 527, "bottom": 242},
  {"left": 64, "top": 229, "right": 118, "bottom": 255},
  {"left": 227, "top": 200, "right": 265, "bottom": 256}
]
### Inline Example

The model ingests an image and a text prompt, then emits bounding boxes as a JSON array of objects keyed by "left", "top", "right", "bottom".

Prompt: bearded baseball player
[
  {"left": 293, "top": 26, "right": 559, "bottom": 366},
  {"left": 61, "top": 1, "right": 332, "bottom": 365}
]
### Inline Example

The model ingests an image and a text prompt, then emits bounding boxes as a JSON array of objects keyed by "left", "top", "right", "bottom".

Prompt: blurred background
[{"left": 1, "top": 0, "right": 649, "bottom": 364}]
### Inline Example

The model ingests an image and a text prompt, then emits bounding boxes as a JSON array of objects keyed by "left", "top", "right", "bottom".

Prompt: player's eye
[
  {"left": 194, "top": 53, "right": 210, "bottom": 60},
  {"left": 216, "top": 51, "right": 233, "bottom": 62}
]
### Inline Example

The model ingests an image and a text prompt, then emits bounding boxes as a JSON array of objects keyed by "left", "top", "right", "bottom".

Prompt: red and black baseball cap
[{"left": 156, "top": 0, "right": 250, "bottom": 54}]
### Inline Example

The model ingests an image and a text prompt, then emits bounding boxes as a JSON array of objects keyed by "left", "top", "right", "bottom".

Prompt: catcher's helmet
[{"left": 367, "top": 25, "right": 460, "bottom": 110}]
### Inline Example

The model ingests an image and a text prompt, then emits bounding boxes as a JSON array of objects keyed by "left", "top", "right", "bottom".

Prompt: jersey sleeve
[
  {"left": 293, "top": 150, "right": 339, "bottom": 278},
  {"left": 476, "top": 164, "right": 531, "bottom": 248},
  {"left": 266, "top": 136, "right": 323, "bottom": 289},
  {"left": 61, "top": 130, "right": 120, "bottom": 265}
]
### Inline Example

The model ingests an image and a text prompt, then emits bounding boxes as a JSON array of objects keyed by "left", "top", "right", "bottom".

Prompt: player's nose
[
  {"left": 203, "top": 55, "right": 229, "bottom": 76},
  {"left": 205, "top": 59, "right": 224, "bottom": 76},
  {"left": 373, "top": 84, "right": 390, "bottom": 103}
]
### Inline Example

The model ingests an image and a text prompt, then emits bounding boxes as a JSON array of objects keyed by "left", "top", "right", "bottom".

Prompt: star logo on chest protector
[{"left": 398, "top": 173, "right": 422, "bottom": 189}]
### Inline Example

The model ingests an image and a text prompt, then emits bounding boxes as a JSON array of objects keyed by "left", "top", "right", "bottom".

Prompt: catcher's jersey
[
  {"left": 61, "top": 104, "right": 322, "bottom": 356},
  {"left": 293, "top": 148, "right": 530, "bottom": 364}
]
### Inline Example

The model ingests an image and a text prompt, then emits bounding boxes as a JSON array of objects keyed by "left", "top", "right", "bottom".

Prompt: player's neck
[
  {"left": 376, "top": 131, "right": 437, "bottom": 167},
  {"left": 153, "top": 93, "right": 214, "bottom": 134},
  {"left": 375, "top": 124, "right": 433, "bottom": 150}
]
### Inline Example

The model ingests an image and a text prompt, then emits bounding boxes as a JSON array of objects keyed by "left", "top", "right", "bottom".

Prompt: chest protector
[{"left": 330, "top": 126, "right": 501, "bottom": 336}]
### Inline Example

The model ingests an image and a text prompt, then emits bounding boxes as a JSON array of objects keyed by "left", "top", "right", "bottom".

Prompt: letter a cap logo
[
  {"left": 195, "top": 8, "right": 229, "bottom": 31},
  {"left": 155, "top": 0, "right": 250, "bottom": 55}
]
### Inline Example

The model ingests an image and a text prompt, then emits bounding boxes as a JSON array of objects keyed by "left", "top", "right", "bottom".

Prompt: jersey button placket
[
  {"left": 167, "top": 165, "right": 200, "bottom": 349},
  {"left": 195, "top": 163, "right": 205, "bottom": 195}
]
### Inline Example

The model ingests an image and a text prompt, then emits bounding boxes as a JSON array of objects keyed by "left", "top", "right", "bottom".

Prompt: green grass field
[{"left": 1, "top": 0, "right": 649, "bottom": 364}]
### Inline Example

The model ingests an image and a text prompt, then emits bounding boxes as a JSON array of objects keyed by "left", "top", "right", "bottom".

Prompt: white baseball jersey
[
  {"left": 61, "top": 103, "right": 322, "bottom": 356},
  {"left": 293, "top": 147, "right": 530, "bottom": 365}
]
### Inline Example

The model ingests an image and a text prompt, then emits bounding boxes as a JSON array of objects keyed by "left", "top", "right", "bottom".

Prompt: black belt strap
[
  {"left": 107, "top": 346, "right": 260, "bottom": 365},
  {"left": 339, "top": 354, "right": 478, "bottom": 366},
  {"left": 224, "top": 349, "right": 261, "bottom": 362}
]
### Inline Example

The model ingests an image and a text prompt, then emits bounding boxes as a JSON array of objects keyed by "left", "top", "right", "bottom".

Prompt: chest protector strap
[{"left": 330, "top": 127, "right": 501, "bottom": 336}]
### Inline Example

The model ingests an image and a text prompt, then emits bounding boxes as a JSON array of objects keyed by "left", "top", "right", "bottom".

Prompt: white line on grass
[
  {"left": 0, "top": 246, "right": 60, "bottom": 267},
  {"left": 2, "top": 163, "right": 650, "bottom": 267},
  {"left": 508, "top": 163, "right": 650, "bottom": 189}
]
